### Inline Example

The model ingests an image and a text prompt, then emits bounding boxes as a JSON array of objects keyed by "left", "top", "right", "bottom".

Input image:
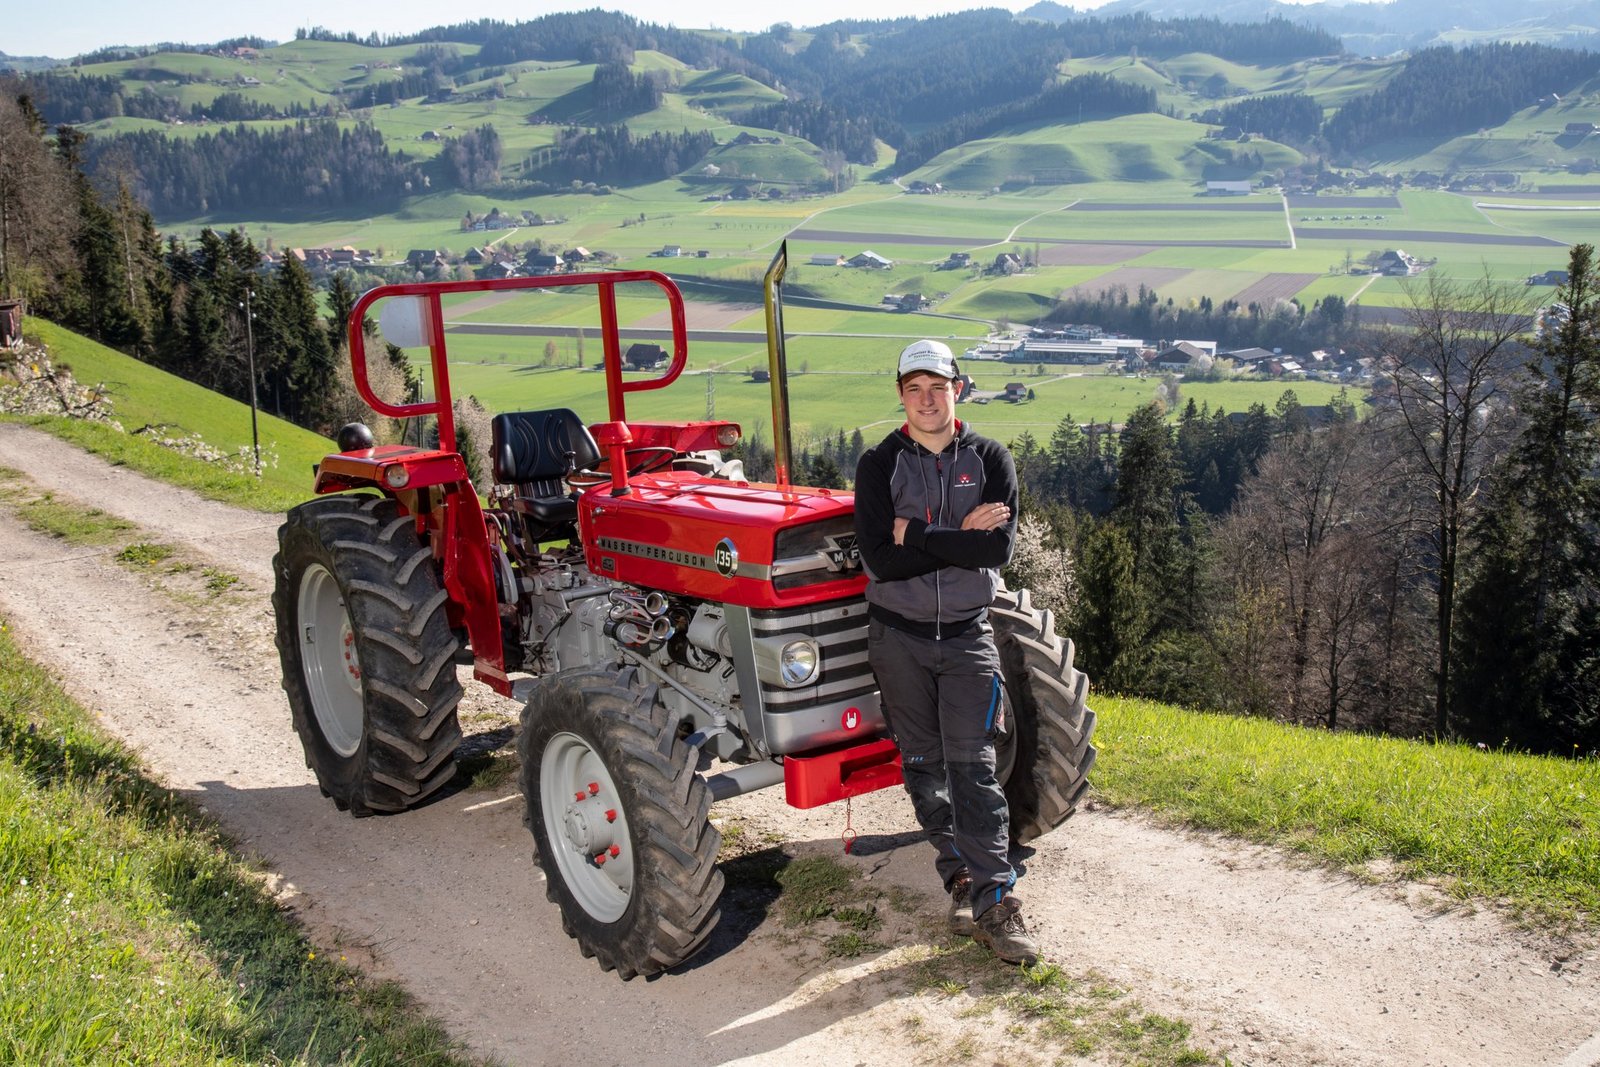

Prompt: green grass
[
  {"left": 14, "top": 493, "right": 136, "bottom": 544},
  {"left": 0, "top": 617, "right": 489, "bottom": 1066},
  {"left": 16, "top": 321, "right": 335, "bottom": 513},
  {"left": 1093, "top": 696, "right": 1600, "bottom": 925}
]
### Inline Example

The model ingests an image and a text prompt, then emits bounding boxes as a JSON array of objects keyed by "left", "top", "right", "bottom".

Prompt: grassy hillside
[
  {"left": 1095, "top": 696, "right": 1599, "bottom": 925},
  {"left": 15, "top": 321, "right": 334, "bottom": 512},
  {"left": 0, "top": 615, "right": 487, "bottom": 1065},
  {"left": 914, "top": 115, "right": 1304, "bottom": 191}
]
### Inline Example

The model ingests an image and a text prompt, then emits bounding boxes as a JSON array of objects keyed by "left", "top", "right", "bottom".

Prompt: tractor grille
[
  {"left": 770, "top": 515, "right": 861, "bottom": 592},
  {"left": 750, "top": 598, "right": 875, "bottom": 708}
]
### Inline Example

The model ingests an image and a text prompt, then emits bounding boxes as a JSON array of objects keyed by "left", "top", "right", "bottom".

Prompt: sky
[{"left": 7, "top": 0, "right": 1082, "bottom": 58}]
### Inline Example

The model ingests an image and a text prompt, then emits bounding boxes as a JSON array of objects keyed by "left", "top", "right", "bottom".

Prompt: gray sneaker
[
  {"left": 947, "top": 874, "right": 975, "bottom": 936},
  {"left": 973, "top": 895, "right": 1040, "bottom": 966}
]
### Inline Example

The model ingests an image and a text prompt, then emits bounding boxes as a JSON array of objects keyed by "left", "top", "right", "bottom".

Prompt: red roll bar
[{"left": 345, "top": 271, "right": 691, "bottom": 451}]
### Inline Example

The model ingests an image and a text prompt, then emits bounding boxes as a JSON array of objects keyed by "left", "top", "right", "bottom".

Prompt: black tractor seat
[{"left": 490, "top": 409, "right": 603, "bottom": 537}]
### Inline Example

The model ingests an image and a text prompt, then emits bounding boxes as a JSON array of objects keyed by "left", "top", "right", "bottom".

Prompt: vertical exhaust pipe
[{"left": 762, "top": 242, "right": 793, "bottom": 488}]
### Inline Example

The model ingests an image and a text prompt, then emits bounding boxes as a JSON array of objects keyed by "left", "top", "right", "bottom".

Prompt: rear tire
[
  {"left": 992, "top": 583, "right": 1097, "bottom": 843},
  {"left": 273, "top": 494, "right": 464, "bottom": 815},
  {"left": 518, "top": 669, "right": 723, "bottom": 979}
]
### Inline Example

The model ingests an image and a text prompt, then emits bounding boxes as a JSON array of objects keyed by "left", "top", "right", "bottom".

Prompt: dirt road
[{"left": 1, "top": 422, "right": 1595, "bottom": 1067}]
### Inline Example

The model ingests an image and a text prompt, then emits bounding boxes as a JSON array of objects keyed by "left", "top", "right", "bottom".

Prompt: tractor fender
[{"left": 311, "top": 446, "right": 510, "bottom": 696}]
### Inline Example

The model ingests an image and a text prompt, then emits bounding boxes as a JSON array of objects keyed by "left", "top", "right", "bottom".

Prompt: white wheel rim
[
  {"left": 296, "top": 563, "right": 364, "bottom": 758},
  {"left": 541, "top": 731, "right": 634, "bottom": 922}
]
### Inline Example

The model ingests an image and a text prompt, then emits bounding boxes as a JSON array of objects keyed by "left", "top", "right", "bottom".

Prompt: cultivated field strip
[
  {"left": 1295, "top": 227, "right": 1566, "bottom": 245},
  {"left": 1231, "top": 274, "right": 1322, "bottom": 307}
]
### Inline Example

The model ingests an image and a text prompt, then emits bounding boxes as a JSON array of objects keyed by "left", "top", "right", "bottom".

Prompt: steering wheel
[{"left": 570, "top": 446, "right": 678, "bottom": 486}]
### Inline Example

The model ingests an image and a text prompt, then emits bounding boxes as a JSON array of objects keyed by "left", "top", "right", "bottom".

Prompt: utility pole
[
  {"left": 240, "top": 289, "right": 261, "bottom": 475},
  {"left": 705, "top": 370, "right": 715, "bottom": 420}
]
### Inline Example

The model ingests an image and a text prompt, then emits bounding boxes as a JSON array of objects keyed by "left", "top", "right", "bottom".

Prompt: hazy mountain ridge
[{"left": 1022, "top": 0, "right": 1600, "bottom": 51}]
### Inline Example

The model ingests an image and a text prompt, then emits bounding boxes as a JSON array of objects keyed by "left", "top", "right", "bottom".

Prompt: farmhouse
[
  {"left": 1152, "top": 341, "right": 1213, "bottom": 372},
  {"left": 1003, "top": 383, "right": 1029, "bottom": 402},
  {"left": 1377, "top": 249, "right": 1424, "bottom": 276},
  {"left": 992, "top": 252, "right": 1023, "bottom": 275},
  {"left": 625, "top": 343, "right": 667, "bottom": 370},
  {"left": 525, "top": 252, "right": 566, "bottom": 275},
  {"left": 941, "top": 252, "right": 971, "bottom": 270},
  {"left": 1226, "top": 346, "right": 1276, "bottom": 369},
  {"left": 1529, "top": 269, "right": 1570, "bottom": 286},
  {"left": 405, "top": 249, "right": 447, "bottom": 272},
  {"left": 848, "top": 251, "right": 892, "bottom": 269}
]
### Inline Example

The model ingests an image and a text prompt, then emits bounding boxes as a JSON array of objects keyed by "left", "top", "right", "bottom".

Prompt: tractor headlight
[
  {"left": 779, "top": 640, "right": 819, "bottom": 687},
  {"left": 754, "top": 634, "right": 821, "bottom": 689}
]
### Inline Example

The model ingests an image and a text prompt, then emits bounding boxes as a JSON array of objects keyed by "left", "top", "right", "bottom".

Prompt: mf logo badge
[
  {"left": 714, "top": 538, "right": 739, "bottom": 578},
  {"left": 823, "top": 533, "right": 861, "bottom": 572}
]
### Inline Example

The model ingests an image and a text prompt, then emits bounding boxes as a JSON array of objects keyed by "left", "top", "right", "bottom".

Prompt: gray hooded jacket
[{"left": 853, "top": 421, "right": 1018, "bottom": 639}]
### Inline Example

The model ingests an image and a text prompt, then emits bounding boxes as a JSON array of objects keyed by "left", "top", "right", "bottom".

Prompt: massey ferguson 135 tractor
[{"left": 272, "top": 245, "right": 1096, "bottom": 979}]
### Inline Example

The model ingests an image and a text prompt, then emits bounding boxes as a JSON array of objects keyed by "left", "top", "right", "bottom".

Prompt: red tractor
[{"left": 272, "top": 246, "right": 1096, "bottom": 978}]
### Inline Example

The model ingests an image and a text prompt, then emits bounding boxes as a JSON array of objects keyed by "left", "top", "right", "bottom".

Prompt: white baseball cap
[{"left": 897, "top": 339, "right": 958, "bottom": 380}]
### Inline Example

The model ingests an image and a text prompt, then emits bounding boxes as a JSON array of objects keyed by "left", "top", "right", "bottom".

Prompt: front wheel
[
  {"left": 272, "top": 494, "right": 464, "bottom": 815},
  {"left": 518, "top": 670, "right": 723, "bottom": 979},
  {"left": 992, "top": 583, "right": 1097, "bottom": 843}
]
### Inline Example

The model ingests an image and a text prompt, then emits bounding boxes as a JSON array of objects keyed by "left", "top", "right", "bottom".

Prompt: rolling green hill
[{"left": 14, "top": 322, "right": 335, "bottom": 510}]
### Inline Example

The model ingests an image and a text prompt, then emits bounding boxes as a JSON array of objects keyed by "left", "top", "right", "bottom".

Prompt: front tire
[
  {"left": 992, "top": 583, "right": 1097, "bottom": 843},
  {"left": 518, "top": 669, "right": 723, "bottom": 979},
  {"left": 272, "top": 494, "right": 464, "bottom": 815}
]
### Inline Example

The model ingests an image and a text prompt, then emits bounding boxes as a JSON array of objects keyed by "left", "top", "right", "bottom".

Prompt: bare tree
[
  {"left": 1218, "top": 417, "right": 1419, "bottom": 729},
  {"left": 1368, "top": 270, "right": 1530, "bottom": 736},
  {"left": 0, "top": 95, "right": 79, "bottom": 302}
]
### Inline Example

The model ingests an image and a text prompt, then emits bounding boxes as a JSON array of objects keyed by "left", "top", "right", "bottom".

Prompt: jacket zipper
[{"left": 934, "top": 451, "right": 946, "bottom": 639}]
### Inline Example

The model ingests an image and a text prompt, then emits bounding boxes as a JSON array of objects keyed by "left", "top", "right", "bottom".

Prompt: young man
[{"left": 853, "top": 338, "right": 1040, "bottom": 966}]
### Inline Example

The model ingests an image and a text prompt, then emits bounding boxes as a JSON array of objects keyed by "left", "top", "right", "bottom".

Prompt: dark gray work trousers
[{"left": 867, "top": 617, "right": 1016, "bottom": 920}]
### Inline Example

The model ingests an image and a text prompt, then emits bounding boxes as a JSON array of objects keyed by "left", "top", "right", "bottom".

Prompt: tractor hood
[{"left": 577, "top": 472, "right": 866, "bottom": 609}]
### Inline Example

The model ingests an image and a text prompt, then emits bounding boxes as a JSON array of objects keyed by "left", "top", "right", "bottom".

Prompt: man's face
[{"left": 898, "top": 372, "right": 957, "bottom": 437}]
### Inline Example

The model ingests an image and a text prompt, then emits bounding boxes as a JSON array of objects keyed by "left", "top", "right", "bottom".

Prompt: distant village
[{"left": 264, "top": 226, "right": 1557, "bottom": 400}]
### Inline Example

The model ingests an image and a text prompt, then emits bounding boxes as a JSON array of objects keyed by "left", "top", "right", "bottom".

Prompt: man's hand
[
  {"left": 893, "top": 516, "right": 910, "bottom": 545},
  {"left": 961, "top": 502, "right": 1011, "bottom": 531}
]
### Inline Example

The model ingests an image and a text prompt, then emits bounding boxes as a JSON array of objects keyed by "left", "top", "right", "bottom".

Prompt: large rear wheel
[
  {"left": 992, "top": 583, "right": 1097, "bottom": 843},
  {"left": 272, "top": 494, "right": 464, "bottom": 815},
  {"left": 518, "top": 669, "right": 723, "bottom": 979}
]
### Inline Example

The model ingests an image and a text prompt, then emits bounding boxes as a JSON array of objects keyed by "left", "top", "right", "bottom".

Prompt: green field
[{"left": 60, "top": 38, "right": 1594, "bottom": 346}]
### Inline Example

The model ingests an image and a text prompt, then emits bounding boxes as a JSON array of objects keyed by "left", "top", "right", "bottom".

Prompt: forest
[
  {"left": 1019, "top": 259, "right": 1600, "bottom": 758},
  {"left": 1041, "top": 283, "right": 1357, "bottom": 357},
  {"left": 77, "top": 121, "right": 422, "bottom": 217},
  {"left": 10, "top": 13, "right": 1599, "bottom": 215}
]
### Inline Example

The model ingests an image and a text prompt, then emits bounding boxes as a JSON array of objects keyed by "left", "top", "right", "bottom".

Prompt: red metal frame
[
  {"left": 344, "top": 271, "right": 690, "bottom": 452},
  {"left": 323, "top": 273, "right": 693, "bottom": 695}
]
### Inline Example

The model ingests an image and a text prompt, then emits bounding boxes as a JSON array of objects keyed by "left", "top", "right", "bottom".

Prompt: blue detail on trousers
[
  {"left": 867, "top": 618, "right": 1016, "bottom": 919},
  {"left": 900, "top": 755, "right": 1013, "bottom": 919}
]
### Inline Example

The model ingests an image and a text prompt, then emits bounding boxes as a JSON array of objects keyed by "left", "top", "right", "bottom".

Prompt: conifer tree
[{"left": 1453, "top": 245, "right": 1600, "bottom": 753}]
